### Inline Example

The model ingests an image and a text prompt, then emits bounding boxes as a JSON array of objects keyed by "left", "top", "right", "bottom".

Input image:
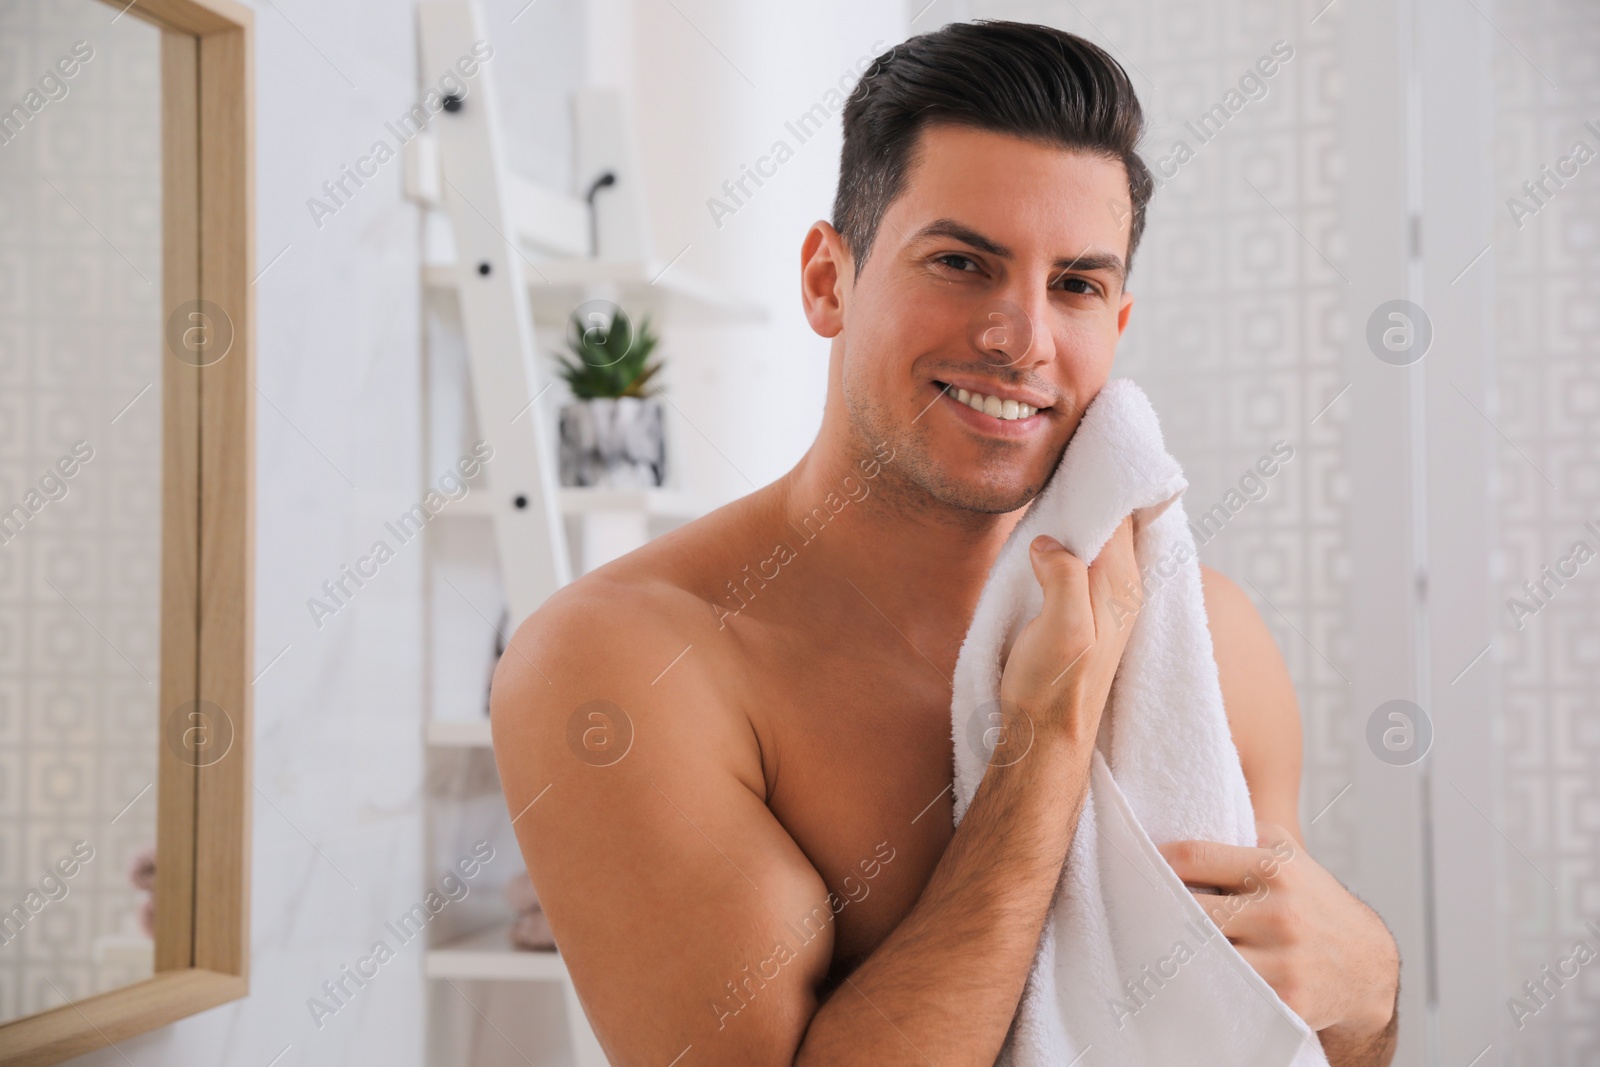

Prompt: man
[{"left": 491, "top": 20, "right": 1400, "bottom": 1066}]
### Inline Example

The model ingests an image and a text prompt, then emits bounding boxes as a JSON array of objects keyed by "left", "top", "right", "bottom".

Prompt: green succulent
[{"left": 555, "top": 307, "right": 663, "bottom": 399}]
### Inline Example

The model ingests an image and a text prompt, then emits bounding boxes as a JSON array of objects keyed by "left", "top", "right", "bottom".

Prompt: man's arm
[
  {"left": 491, "top": 576, "right": 832, "bottom": 1065},
  {"left": 1178, "top": 566, "right": 1401, "bottom": 1067},
  {"left": 491, "top": 524, "right": 1140, "bottom": 1066}
]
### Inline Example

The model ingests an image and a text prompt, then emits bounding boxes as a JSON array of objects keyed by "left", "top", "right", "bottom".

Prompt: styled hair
[{"left": 832, "top": 21, "right": 1153, "bottom": 279}]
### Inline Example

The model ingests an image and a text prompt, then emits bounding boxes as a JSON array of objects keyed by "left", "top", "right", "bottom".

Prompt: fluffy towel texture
[{"left": 949, "top": 379, "right": 1328, "bottom": 1067}]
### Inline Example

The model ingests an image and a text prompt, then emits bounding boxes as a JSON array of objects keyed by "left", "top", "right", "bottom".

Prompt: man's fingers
[
  {"left": 1087, "top": 517, "right": 1140, "bottom": 633},
  {"left": 1028, "top": 535, "right": 1090, "bottom": 625},
  {"left": 1190, "top": 883, "right": 1272, "bottom": 940},
  {"left": 1159, "top": 838, "right": 1276, "bottom": 892}
]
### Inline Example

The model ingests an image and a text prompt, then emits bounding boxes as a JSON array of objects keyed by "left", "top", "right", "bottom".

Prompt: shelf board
[
  {"left": 445, "top": 488, "right": 709, "bottom": 523},
  {"left": 427, "top": 719, "right": 493, "bottom": 747},
  {"left": 427, "top": 924, "right": 568, "bottom": 982},
  {"left": 559, "top": 487, "right": 707, "bottom": 519},
  {"left": 424, "top": 258, "right": 766, "bottom": 325}
]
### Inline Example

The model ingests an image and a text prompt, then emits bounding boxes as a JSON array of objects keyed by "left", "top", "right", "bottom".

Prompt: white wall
[
  {"left": 616, "top": 0, "right": 908, "bottom": 502},
  {"left": 63, "top": 0, "right": 583, "bottom": 1063},
  {"left": 62, "top": 0, "right": 429, "bottom": 1060}
]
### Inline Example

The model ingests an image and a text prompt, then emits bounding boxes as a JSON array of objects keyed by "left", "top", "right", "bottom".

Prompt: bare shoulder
[
  {"left": 1199, "top": 563, "right": 1304, "bottom": 837},
  {"left": 488, "top": 523, "right": 761, "bottom": 792},
  {"left": 489, "top": 487, "right": 789, "bottom": 726},
  {"left": 497, "top": 559, "right": 715, "bottom": 703},
  {"left": 486, "top": 515, "right": 833, "bottom": 1063}
]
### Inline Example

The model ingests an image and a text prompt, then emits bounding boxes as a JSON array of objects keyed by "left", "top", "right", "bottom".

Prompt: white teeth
[{"left": 948, "top": 385, "right": 1041, "bottom": 421}]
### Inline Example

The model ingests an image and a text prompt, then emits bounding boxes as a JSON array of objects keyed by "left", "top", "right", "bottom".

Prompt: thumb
[{"left": 1029, "top": 535, "right": 1089, "bottom": 622}]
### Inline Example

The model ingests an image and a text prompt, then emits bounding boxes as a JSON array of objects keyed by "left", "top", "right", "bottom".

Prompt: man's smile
[{"left": 932, "top": 378, "right": 1054, "bottom": 436}]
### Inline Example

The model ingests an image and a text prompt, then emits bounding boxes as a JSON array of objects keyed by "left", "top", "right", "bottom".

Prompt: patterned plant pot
[{"left": 558, "top": 396, "right": 666, "bottom": 488}]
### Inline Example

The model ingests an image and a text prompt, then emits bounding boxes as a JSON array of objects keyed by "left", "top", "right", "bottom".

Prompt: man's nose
[{"left": 969, "top": 286, "right": 1054, "bottom": 371}]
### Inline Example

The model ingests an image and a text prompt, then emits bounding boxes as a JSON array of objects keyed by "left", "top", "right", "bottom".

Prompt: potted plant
[{"left": 554, "top": 304, "right": 667, "bottom": 488}]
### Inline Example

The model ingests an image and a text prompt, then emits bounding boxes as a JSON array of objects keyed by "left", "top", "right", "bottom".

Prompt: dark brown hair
[{"left": 832, "top": 20, "right": 1153, "bottom": 279}]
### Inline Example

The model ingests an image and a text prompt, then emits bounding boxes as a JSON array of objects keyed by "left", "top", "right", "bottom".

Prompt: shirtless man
[{"left": 491, "top": 21, "right": 1400, "bottom": 1067}]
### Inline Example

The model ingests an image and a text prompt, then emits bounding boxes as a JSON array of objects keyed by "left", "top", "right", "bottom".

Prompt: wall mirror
[{"left": 0, "top": 0, "right": 252, "bottom": 1061}]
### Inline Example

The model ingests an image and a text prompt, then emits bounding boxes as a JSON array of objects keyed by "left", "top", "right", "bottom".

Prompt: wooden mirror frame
[{"left": 2, "top": 0, "right": 254, "bottom": 1062}]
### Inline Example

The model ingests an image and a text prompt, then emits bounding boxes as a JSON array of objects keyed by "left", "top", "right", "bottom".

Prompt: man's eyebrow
[
  {"left": 1050, "top": 249, "right": 1126, "bottom": 284},
  {"left": 909, "top": 218, "right": 1013, "bottom": 258},
  {"left": 909, "top": 217, "right": 1126, "bottom": 283}
]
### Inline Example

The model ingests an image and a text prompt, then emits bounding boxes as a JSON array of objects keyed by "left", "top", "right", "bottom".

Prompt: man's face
[{"left": 836, "top": 123, "right": 1136, "bottom": 514}]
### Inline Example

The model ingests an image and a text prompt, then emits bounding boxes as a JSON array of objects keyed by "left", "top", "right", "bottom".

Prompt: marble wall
[{"left": 54, "top": 0, "right": 584, "bottom": 1063}]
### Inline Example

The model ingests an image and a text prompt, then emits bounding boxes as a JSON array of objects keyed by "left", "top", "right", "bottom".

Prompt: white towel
[{"left": 949, "top": 379, "right": 1329, "bottom": 1067}]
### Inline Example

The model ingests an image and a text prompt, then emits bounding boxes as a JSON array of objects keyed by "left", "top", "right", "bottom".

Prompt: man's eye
[
  {"left": 1054, "top": 275, "right": 1101, "bottom": 296},
  {"left": 935, "top": 253, "right": 981, "bottom": 273}
]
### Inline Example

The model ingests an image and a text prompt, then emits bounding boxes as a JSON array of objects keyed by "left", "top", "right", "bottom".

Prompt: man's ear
[
  {"left": 800, "top": 220, "right": 850, "bottom": 339},
  {"left": 1116, "top": 289, "right": 1135, "bottom": 339}
]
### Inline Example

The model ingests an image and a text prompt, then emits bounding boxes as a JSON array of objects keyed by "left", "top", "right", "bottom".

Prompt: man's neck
[{"left": 771, "top": 431, "right": 1028, "bottom": 672}]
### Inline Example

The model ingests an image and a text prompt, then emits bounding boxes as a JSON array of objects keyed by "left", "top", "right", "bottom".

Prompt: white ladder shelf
[{"left": 412, "top": 3, "right": 762, "bottom": 1065}]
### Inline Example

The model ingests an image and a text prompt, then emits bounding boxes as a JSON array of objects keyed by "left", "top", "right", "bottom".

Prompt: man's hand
[
  {"left": 1158, "top": 823, "right": 1399, "bottom": 1050},
  {"left": 999, "top": 517, "right": 1140, "bottom": 748}
]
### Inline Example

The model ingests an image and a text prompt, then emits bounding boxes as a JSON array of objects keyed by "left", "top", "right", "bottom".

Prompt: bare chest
[{"left": 747, "top": 648, "right": 960, "bottom": 979}]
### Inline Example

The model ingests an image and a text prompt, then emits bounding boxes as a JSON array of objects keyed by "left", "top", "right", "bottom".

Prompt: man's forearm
[
  {"left": 794, "top": 724, "right": 1091, "bottom": 1065},
  {"left": 1322, "top": 991, "right": 1399, "bottom": 1067}
]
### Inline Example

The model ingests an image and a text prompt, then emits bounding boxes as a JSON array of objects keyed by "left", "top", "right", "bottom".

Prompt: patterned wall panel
[
  {"left": 0, "top": 0, "right": 163, "bottom": 1024},
  {"left": 1490, "top": 1, "right": 1600, "bottom": 1062},
  {"left": 972, "top": 0, "right": 1359, "bottom": 876}
]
